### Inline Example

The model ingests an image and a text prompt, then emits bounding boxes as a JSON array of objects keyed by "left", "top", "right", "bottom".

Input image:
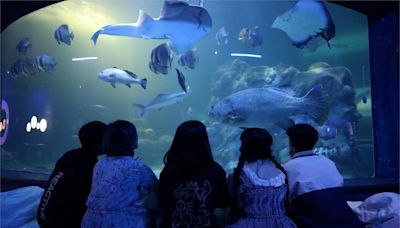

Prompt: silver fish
[
  {"left": 216, "top": 27, "right": 229, "bottom": 45},
  {"left": 134, "top": 91, "right": 188, "bottom": 116},
  {"left": 98, "top": 67, "right": 147, "bottom": 89},
  {"left": 238, "top": 27, "right": 250, "bottom": 42}
]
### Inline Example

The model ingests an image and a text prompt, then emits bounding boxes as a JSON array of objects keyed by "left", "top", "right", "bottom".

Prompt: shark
[
  {"left": 91, "top": 0, "right": 212, "bottom": 53},
  {"left": 133, "top": 91, "right": 188, "bottom": 117}
]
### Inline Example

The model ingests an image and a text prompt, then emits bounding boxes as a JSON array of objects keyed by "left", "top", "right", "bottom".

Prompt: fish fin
[
  {"left": 269, "top": 87, "right": 299, "bottom": 96},
  {"left": 292, "top": 115, "right": 312, "bottom": 124},
  {"left": 91, "top": 26, "right": 106, "bottom": 45},
  {"left": 111, "top": 83, "right": 116, "bottom": 88},
  {"left": 160, "top": 0, "right": 188, "bottom": 19},
  {"left": 155, "top": 93, "right": 168, "bottom": 98},
  {"left": 303, "top": 84, "right": 330, "bottom": 125},
  {"left": 126, "top": 84, "right": 131, "bottom": 88},
  {"left": 141, "top": 35, "right": 152, "bottom": 39},
  {"left": 148, "top": 61, "right": 157, "bottom": 74},
  {"left": 135, "top": 10, "right": 154, "bottom": 27},
  {"left": 140, "top": 78, "right": 147, "bottom": 89},
  {"left": 175, "top": 68, "right": 187, "bottom": 93},
  {"left": 57, "top": 40, "right": 61, "bottom": 45},
  {"left": 91, "top": 30, "right": 101, "bottom": 45},
  {"left": 112, "top": 66, "right": 118, "bottom": 68},
  {"left": 70, "top": 32, "right": 74, "bottom": 40},
  {"left": 123, "top": 69, "right": 137, "bottom": 78},
  {"left": 133, "top": 104, "right": 147, "bottom": 117}
]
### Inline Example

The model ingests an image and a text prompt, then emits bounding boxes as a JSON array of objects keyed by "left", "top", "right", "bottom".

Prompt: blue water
[{"left": 1, "top": 0, "right": 374, "bottom": 178}]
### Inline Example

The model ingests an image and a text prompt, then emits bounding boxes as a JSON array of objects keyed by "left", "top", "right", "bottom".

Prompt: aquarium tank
[{"left": 1, "top": 0, "right": 377, "bottom": 179}]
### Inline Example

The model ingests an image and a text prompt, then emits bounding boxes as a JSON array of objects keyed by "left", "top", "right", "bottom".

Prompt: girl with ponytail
[{"left": 227, "top": 128, "right": 296, "bottom": 228}]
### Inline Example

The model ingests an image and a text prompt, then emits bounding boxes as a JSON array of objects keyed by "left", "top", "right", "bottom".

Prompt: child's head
[
  {"left": 286, "top": 124, "right": 318, "bottom": 154},
  {"left": 102, "top": 120, "right": 138, "bottom": 156}
]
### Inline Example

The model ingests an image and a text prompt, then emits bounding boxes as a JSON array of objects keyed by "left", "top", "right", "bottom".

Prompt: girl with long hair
[
  {"left": 158, "top": 120, "right": 229, "bottom": 227},
  {"left": 228, "top": 128, "right": 296, "bottom": 228}
]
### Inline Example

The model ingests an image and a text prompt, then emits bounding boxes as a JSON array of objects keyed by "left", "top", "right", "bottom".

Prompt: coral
[{"left": 208, "top": 59, "right": 365, "bottom": 176}]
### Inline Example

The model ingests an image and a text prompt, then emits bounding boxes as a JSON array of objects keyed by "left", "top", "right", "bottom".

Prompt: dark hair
[
  {"left": 286, "top": 124, "right": 318, "bottom": 152},
  {"left": 163, "top": 120, "right": 214, "bottom": 177},
  {"left": 230, "top": 128, "right": 289, "bottom": 222},
  {"left": 79, "top": 121, "right": 107, "bottom": 150},
  {"left": 102, "top": 120, "right": 138, "bottom": 156}
]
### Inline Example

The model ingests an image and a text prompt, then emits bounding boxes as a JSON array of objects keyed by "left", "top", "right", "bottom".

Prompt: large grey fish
[
  {"left": 91, "top": 0, "right": 212, "bottom": 53},
  {"left": 36, "top": 54, "right": 57, "bottom": 72},
  {"left": 177, "top": 49, "right": 198, "bottom": 69},
  {"left": 98, "top": 67, "right": 147, "bottom": 89},
  {"left": 16, "top": 37, "right": 32, "bottom": 55},
  {"left": 208, "top": 84, "right": 329, "bottom": 129},
  {"left": 134, "top": 91, "right": 188, "bottom": 116},
  {"left": 149, "top": 43, "right": 174, "bottom": 75},
  {"left": 54, "top": 24, "right": 74, "bottom": 45}
]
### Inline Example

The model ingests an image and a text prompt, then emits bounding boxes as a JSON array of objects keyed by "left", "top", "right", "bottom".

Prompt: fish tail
[
  {"left": 140, "top": 78, "right": 147, "bottom": 89},
  {"left": 70, "top": 32, "right": 74, "bottom": 40},
  {"left": 91, "top": 29, "right": 102, "bottom": 45},
  {"left": 302, "top": 84, "right": 330, "bottom": 125},
  {"left": 133, "top": 104, "right": 147, "bottom": 117}
]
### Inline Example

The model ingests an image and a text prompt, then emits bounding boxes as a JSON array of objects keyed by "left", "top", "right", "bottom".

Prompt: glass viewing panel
[{"left": 1, "top": 0, "right": 374, "bottom": 178}]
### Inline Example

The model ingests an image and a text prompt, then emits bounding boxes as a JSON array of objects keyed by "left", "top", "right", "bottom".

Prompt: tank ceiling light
[
  {"left": 230, "top": 53, "right": 262, "bottom": 58},
  {"left": 72, "top": 57, "right": 98, "bottom": 61}
]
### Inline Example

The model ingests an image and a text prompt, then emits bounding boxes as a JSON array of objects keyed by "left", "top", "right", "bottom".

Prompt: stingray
[
  {"left": 271, "top": 0, "right": 335, "bottom": 48},
  {"left": 91, "top": 0, "right": 212, "bottom": 53}
]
